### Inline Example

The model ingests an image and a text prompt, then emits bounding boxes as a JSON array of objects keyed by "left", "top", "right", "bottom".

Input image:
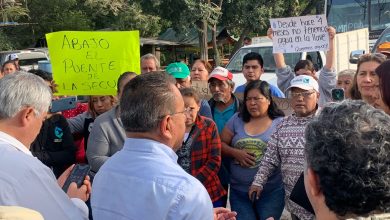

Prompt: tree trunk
[
  {"left": 211, "top": 0, "right": 223, "bottom": 66},
  {"left": 212, "top": 24, "right": 220, "bottom": 66},
  {"left": 198, "top": 19, "right": 208, "bottom": 61},
  {"left": 230, "top": 28, "right": 250, "bottom": 57}
]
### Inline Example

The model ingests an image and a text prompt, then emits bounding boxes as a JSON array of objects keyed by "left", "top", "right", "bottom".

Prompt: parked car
[
  {"left": 0, "top": 48, "right": 49, "bottom": 71},
  {"left": 225, "top": 38, "right": 326, "bottom": 91},
  {"left": 350, "top": 27, "right": 388, "bottom": 63}
]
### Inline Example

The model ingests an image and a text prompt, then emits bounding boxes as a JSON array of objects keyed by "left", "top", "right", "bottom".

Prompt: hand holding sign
[{"left": 269, "top": 15, "right": 329, "bottom": 53}]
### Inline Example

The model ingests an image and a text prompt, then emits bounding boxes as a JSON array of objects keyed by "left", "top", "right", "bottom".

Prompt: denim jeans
[{"left": 229, "top": 186, "right": 285, "bottom": 220}]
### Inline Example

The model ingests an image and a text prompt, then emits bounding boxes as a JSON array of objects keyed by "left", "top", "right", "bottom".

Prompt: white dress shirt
[
  {"left": 92, "top": 138, "right": 214, "bottom": 220},
  {"left": 0, "top": 131, "right": 88, "bottom": 220}
]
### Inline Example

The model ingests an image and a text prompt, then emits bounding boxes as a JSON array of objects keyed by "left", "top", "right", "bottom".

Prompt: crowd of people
[{"left": 0, "top": 25, "right": 389, "bottom": 220}]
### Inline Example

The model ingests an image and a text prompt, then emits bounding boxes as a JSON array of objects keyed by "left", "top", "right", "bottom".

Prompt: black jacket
[{"left": 31, "top": 114, "right": 76, "bottom": 178}]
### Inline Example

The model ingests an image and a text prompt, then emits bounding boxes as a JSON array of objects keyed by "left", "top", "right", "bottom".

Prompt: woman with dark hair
[
  {"left": 373, "top": 59, "right": 390, "bottom": 114},
  {"left": 220, "top": 80, "right": 285, "bottom": 220},
  {"left": 1, "top": 60, "right": 17, "bottom": 76},
  {"left": 350, "top": 53, "right": 387, "bottom": 105}
]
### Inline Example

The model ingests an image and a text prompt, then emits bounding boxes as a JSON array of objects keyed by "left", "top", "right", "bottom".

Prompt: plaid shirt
[{"left": 181, "top": 115, "right": 227, "bottom": 202}]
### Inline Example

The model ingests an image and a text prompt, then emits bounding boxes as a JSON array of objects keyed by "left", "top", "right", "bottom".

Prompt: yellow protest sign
[{"left": 46, "top": 31, "right": 140, "bottom": 95}]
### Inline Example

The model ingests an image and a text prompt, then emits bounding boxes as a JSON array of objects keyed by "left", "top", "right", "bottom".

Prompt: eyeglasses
[
  {"left": 289, "top": 91, "right": 315, "bottom": 98},
  {"left": 159, "top": 107, "right": 192, "bottom": 118}
]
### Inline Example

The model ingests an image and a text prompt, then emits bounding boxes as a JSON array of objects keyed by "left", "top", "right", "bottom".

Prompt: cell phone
[
  {"left": 289, "top": 173, "right": 315, "bottom": 214},
  {"left": 62, "top": 164, "right": 90, "bottom": 192},
  {"left": 250, "top": 191, "right": 257, "bottom": 203},
  {"left": 50, "top": 96, "right": 77, "bottom": 113},
  {"left": 331, "top": 88, "right": 345, "bottom": 101}
]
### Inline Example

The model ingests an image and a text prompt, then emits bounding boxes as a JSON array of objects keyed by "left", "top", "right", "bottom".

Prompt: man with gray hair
[
  {"left": 92, "top": 72, "right": 236, "bottom": 220},
  {"left": 0, "top": 73, "right": 91, "bottom": 220},
  {"left": 208, "top": 66, "right": 240, "bottom": 207},
  {"left": 304, "top": 100, "right": 390, "bottom": 219},
  {"left": 141, "top": 53, "right": 160, "bottom": 74}
]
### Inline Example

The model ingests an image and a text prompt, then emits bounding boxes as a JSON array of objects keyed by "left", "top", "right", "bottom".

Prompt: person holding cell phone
[
  {"left": 220, "top": 80, "right": 285, "bottom": 220},
  {"left": 336, "top": 69, "right": 355, "bottom": 100},
  {"left": 0, "top": 72, "right": 91, "bottom": 220},
  {"left": 29, "top": 69, "right": 77, "bottom": 178}
]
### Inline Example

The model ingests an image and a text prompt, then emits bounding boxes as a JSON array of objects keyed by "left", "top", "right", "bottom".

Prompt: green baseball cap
[{"left": 166, "top": 62, "right": 190, "bottom": 79}]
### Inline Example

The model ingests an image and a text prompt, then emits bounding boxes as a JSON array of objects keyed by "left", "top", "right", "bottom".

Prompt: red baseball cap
[{"left": 208, "top": 66, "right": 233, "bottom": 82}]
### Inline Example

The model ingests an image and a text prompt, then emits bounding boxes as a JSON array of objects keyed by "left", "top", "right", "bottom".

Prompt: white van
[
  {"left": 0, "top": 49, "right": 49, "bottom": 71},
  {"left": 225, "top": 38, "right": 326, "bottom": 91}
]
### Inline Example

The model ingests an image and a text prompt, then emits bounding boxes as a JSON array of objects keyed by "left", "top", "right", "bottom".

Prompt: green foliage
[
  {"left": 25, "top": 0, "right": 92, "bottom": 33},
  {"left": 222, "top": 0, "right": 285, "bottom": 36},
  {"left": 0, "top": 0, "right": 29, "bottom": 22},
  {"left": 112, "top": 2, "right": 163, "bottom": 37},
  {"left": 83, "top": 0, "right": 128, "bottom": 16},
  {"left": 0, "top": 30, "right": 14, "bottom": 50},
  {"left": 156, "top": 0, "right": 221, "bottom": 33}
]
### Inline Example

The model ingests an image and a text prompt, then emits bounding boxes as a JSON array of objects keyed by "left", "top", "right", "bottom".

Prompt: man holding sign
[{"left": 268, "top": 15, "right": 336, "bottom": 107}]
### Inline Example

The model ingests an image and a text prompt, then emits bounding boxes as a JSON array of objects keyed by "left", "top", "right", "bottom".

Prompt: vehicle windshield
[
  {"left": 226, "top": 46, "right": 301, "bottom": 73},
  {"left": 19, "top": 58, "right": 47, "bottom": 66},
  {"left": 327, "top": 0, "right": 390, "bottom": 33}
]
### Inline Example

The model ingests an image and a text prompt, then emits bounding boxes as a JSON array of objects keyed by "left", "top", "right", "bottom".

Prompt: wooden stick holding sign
[{"left": 270, "top": 14, "right": 329, "bottom": 53}]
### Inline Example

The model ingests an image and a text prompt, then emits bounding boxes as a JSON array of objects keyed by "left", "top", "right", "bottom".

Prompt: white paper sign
[{"left": 270, "top": 14, "right": 329, "bottom": 53}]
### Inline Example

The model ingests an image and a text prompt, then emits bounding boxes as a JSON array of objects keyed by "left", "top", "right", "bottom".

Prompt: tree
[
  {"left": 222, "top": 0, "right": 324, "bottom": 56},
  {"left": 222, "top": 0, "right": 285, "bottom": 55},
  {"left": 0, "top": 0, "right": 29, "bottom": 22},
  {"left": 155, "top": 0, "right": 222, "bottom": 61},
  {"left": 0, "top": 30, "right": 13, "bottom": 50}
]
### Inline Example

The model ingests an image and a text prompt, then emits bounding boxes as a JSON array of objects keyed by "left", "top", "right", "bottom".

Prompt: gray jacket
[
  {"left": 86, "top": 106, "right": 126, "bottom": 173},
  {"left": 276, "top": 66, "right": 336, "bottom": 107},
  {"left": 67, "top": 112, "right": 93, "bottom": 134}
]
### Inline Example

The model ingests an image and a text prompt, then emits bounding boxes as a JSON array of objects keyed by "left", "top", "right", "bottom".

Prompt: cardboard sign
[
  {"left": 270, "top": 14, "right": 329, "bottom": 53},
  {"left": 273, "top": 97, "right": 294, "bottom": 116},
  {"left": 46, "top": 31, "right": 140, "bottom": 95},
  {"left": 191, "top": 81, "right": 212, "bottom": 100}
]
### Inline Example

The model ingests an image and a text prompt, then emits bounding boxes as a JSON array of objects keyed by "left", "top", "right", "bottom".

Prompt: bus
[{"left": 326, "top": 0, "right": 390, "bottom": 42}]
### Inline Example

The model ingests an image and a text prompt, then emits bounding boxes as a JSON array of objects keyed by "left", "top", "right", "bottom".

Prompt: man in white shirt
[
  {"left": 0, "top": 72, "right": 91, "bottom": 220},
  {"left": 92, "top": 72, "right": 236, "bottom": 220}
]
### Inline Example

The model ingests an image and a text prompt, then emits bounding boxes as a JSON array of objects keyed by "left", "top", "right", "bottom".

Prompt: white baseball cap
[
  {"left": 286, "top": 75, "right": 319, "bottom": 92},
  {"left": 6, "top": 53, "right": 18, "bottom": 61}
]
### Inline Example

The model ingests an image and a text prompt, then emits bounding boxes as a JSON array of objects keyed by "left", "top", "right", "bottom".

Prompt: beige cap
[{"left": 0, "top": 206, "right": 44, "bottom": 220}]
